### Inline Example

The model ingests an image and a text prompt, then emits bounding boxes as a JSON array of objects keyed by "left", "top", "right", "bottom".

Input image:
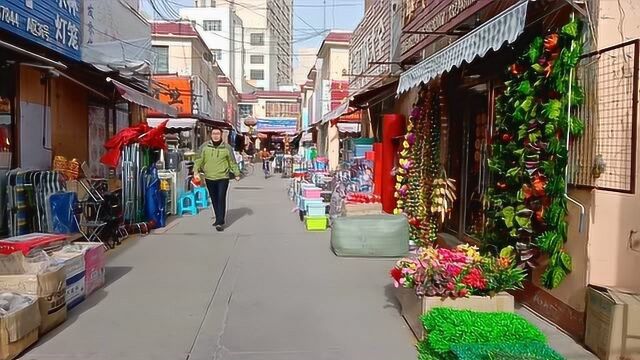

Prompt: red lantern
[{"left": 243, "top": 116, "right": 257, "bottom": 127}]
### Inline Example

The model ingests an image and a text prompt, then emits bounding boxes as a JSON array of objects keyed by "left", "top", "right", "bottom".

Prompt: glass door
[{"left": 445, "top": 84, "right": 490, "bottom": 241}]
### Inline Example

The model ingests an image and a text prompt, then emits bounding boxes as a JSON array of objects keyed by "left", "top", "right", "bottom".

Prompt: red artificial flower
[
  {"left": 544, "top": 34, "right": 560, "bottom": 52},
  {"left": 509, "top": 63, "right": 524, "bottom": 76},
  {"left": 390, "top": 267, "right": 402, "bottom": 282},
  {"left": 522, "top": 184, "right": 534, "bottom": 200},
  {"left": 462, "top": 268, "right": 488, "bottom": 290},
  {"left": 458, "top": 288, "right": 469, "bottom": 297},
  {"left": 532, "top": 174, "right": 547, "bottom": 196}
]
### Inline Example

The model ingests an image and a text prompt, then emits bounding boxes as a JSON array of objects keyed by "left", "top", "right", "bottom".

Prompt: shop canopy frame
[
  {"left": 396, "top": 0, "right": 529, "bottom": 94},
  {"left": 107, "top": 77, "right": 178, "bottom": 117}
]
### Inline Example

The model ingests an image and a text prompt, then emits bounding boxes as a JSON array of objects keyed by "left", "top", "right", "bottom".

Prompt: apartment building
[
  {"left": 179, "top": 6, "right": 248, "bottom": 92},
  {"left": 183, "top": 0, "right": 293, "bottom": 91}
]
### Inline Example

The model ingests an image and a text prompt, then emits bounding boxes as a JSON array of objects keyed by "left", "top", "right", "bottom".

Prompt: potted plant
[{"left": 390, "top": 245, "right": 526, "bottom": 339}]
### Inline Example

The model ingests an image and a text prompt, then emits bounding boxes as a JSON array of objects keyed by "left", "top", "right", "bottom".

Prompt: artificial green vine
[{"left": 484, "top": 19, "right": 584, "bottom": 289}]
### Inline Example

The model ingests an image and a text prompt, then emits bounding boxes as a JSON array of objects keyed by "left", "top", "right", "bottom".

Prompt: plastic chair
[
  {"left": 193, "top": 187, "right": 209, "bottom": 209},
  {"left": 178, "top": 192, "right": 198, "bottom": 216}
]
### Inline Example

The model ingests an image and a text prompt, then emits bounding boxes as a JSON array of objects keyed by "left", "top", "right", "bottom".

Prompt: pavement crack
[
  {"left": 186, "top": 234, "right": 240, "bottom": 360},
  {"left": 212, "top": 289, "right": 235, "bottom": 360}
]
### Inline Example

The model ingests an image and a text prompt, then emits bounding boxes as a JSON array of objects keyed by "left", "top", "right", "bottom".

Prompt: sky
[{"left": 145, "top": 0, "right": 364, "bottom": 53}]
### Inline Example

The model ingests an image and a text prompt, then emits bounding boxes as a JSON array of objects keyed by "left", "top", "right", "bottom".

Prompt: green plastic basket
[{"left": 305, "top": 216, "right": 328, "bottom": 231}]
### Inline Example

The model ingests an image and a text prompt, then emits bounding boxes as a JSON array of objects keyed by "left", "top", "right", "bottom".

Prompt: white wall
[
  {"left": 152, "top": 38, "right": 193, "bottom": 76},
  {"left": 180, "top": 8, "right": 233, "bottom": 77}
]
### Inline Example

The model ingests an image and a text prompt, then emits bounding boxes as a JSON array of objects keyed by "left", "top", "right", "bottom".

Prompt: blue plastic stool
[
  {"left": 193, "top": 187, "right": 209, "bottom": 209},
  {"left": 178, "top": 192, "right": 198, "bottom": 216}
]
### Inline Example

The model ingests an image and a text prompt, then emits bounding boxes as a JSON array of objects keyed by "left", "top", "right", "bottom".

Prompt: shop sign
[
  {"left": 256, "top": 118, "right": 297, "bottom": 133},
  {"left": 321, "top": 80, "right": 331, "bottom": 116},
  {"left": 349, "top": 0, "right": 393, "bottom": 92},
  {"left": 301, "top": 108, "right": 309, "bottom": 129},
  {"left": 149, "top": 76, "right": 192, "bottom": 117},
  {"left": 0, "top": 0, "right": 81, "bottom": 61},
  {"left": 401, "top": 0, "right": 482, "bottom": 60}
]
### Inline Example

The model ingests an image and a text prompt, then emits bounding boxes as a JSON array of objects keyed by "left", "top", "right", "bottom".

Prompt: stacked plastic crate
[{"left": 302, "top": 186, "right": 328, "bottom": 231}]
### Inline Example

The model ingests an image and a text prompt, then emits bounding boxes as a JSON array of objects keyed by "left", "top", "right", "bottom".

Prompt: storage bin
[
  {"left": 307, "top": 203, "right": 326, "bottom": 216},
  {"left": 303, "top": 187, "right": 322, "bottom": 198},
  {"left": 305, "top": 216, "right": 328, "bottom": 231},
  {"left": 354, "top": 145, "right": 373, "bottom": 157},
  {"left": 301, "top": 197, "right": 323, "bottom": 211}
]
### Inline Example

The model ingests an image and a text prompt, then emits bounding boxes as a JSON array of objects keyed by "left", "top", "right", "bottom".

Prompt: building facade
[
  {"left": 309, "top": 31, "right": 352, "bottom": 170},
  {"left": 150, "top": 21, "right": 222, "bottom": 125},
  {"left": 184, "top": 0, "right": 292, "bottom": 91},
  {"left": 179, "top": 6, "right": 247, "bottom": 92}
]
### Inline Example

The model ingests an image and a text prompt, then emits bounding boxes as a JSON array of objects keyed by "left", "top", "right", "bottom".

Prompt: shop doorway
[{"left": 445, "top": 84, "right": 490, "bottom": 242}]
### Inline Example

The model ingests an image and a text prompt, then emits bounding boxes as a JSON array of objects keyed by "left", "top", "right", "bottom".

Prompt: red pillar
[
  {"left": 373, "top": 143, "right": 383, "bottom": 198},
  {"left": 381, "top": 114, "right": 406, "bottom": 214}
]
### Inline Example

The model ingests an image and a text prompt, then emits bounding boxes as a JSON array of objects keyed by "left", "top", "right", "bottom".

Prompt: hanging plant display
[
  {"left": 395, "top": 88, "right": 428, "bottom": 244},
  {"left": 395, "top": 84, "right": 453, "bottom": 246},
  {"left": 484, "top": 19, "right": 584, "bottom": 289}
]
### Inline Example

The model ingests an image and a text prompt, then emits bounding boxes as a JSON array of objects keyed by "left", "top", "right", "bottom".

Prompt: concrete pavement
[
  {"left": 22, "top": 172, "right": 597, "bottom": 360},
  {"left": 23, "top": 173, "right": 416, "bottom": 360}
]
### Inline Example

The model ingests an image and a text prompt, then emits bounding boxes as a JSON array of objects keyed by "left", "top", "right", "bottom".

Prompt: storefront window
[
  {"left": 445, "top": 85, "right": 489, "bottom": 240},
  {"left": 0, "top": 97, "right": 12, "bottom": 155}
]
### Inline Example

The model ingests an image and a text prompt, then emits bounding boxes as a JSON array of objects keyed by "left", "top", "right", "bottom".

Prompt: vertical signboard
[
  {"left": 0, "top": 0, "right": 82, "bottom": 60},
  {"left": 321, "top": 80, "right": 331, "bottom": 116},
  {"left": 349, "top": 0, "right": 392, "bottom": 92}
]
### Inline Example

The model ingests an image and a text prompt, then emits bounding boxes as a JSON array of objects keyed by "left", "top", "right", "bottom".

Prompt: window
[
  {"left": 239, "top": 104, "right": 253, "bottom": 118},
  {"left": 197, "top": 0, "right": 216, "bottom": 7},
  {"left": 152, "top": 45, "right": 169, "bottom": 73},
  {"left": 250, "top": 55, "right": 264, "bottom": 64},
  {"left": 250, "top": 69, "right": 264, "bottom": 80},
  {"left": 266, "top": 101, "right": 300, "bottom": 118},
  {"left": 250, "top": 33, "right": 264, "bottom": 46},
  {"left": 203, "top": 20, "right": 221, "bottom": 31},
  {"left": 212, "top": 49, "right": 222, "bottom": 61}
]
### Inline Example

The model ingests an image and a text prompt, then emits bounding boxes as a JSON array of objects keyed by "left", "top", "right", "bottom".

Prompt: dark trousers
[{"left": 205, "top": 179, "right": 229, "bottom": 225}]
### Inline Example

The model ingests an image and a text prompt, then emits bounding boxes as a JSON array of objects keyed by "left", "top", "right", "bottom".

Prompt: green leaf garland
[{"left": 483, "top": 18, "right": 584, "bottom": 289}]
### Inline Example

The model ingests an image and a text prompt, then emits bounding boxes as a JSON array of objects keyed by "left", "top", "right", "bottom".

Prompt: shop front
[{"left": 393, "top": 0, "right": 597, "bottom": 338}]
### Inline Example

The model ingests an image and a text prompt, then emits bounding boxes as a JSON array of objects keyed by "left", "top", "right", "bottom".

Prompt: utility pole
[{"left": 323, "top": 0, "right": 326, "bottom": 31}]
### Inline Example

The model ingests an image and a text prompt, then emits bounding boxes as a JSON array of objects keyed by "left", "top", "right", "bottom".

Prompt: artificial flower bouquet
[{"left": 390, "top": 245, "right": 526, "bottom": 298}]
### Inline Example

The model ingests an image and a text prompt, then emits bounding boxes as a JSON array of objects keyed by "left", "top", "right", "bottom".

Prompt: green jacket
[{"left": 194, "top": 141, "right": 240, "bottom": 181}]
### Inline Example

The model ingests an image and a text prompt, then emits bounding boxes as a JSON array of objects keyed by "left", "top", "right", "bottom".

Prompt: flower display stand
[{"left": 394, "top": 287, "right": 515, "bottom": 339}]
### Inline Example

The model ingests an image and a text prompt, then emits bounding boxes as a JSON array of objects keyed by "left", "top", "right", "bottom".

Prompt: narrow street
[{"left": 23, "top": 172, "right": 416, "bottom": 360}]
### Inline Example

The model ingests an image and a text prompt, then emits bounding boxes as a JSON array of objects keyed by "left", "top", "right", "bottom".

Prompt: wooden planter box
[{"left": 394, "top": 287, "right": 515, "bottom": 339}]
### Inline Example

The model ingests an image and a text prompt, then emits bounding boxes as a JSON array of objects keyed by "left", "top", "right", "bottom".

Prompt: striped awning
[{"left": 397, "top": 0, "right": 529, "bottom": 94}]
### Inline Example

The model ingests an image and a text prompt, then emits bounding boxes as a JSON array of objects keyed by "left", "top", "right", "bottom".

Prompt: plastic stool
[
  {"left": 178, "top": 192, "right": 198, "bottom": 216},
  {"left": 193, "top": 187, "right": 209, "bottom": 209}
]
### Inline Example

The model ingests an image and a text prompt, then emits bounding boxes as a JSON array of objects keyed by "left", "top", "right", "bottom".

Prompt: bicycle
[
  {"left": 262, "top": 159, "right": 271, "bottom": 179},
  {"left": 240, "top": 155, "right": 255, "bottom": 178}
]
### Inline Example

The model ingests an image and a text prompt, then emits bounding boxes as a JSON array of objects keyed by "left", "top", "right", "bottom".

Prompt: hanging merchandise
[
  {"left": 483, "top": 19, "right": 584, "bottom": 289},
  {"left": 395, "top": 84, "right": 454, "bottom": 246},
  {"left": 143, "top": 165, "right": 165, "bottom": 228}
]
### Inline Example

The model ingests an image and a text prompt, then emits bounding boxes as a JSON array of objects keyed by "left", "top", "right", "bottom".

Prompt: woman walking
[{"left": 194, "top": 128, "right": 240, "bottom": 231}]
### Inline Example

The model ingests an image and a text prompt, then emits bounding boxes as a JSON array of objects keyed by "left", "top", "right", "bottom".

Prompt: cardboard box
[
  {"left": 0, "top": 253, "right": 67, "bottom": 335},
  {"left": 342, "top": 203, "right": 383, "bottom": 217},
  {"left": 52, "top": 250, "right": 86, "bottom": 310},
  {"left": 585, "top": 285, "right": 640, "bottom": 360},
  {"left": 73, "top": 243, "right": 106, "bottom": 296},
  {"left": 395, "top": 287, "right": 515, "bottom": 339},
  {"left": 0, "top": 294, "right": 40, "bottom": 360}
]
